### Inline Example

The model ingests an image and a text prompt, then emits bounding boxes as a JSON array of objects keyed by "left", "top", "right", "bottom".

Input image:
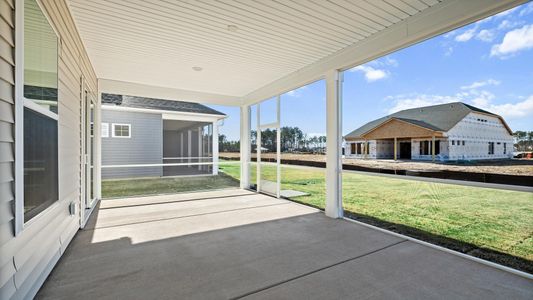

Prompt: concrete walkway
[{"left": 37, "top": 189, "right": 532, "bottom": 299}]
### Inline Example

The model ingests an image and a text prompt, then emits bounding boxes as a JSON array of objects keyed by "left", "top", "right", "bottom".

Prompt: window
[
  {"left": 462, "top": 140, "right": 465, "bottom": 146},
  {"left": 356, "top": 142, "right": 362, "bottom": 154},
  {"left": 420, "top": 141, "right": 430, "bottom": 155},
  {"left": 488, "top": 142, "right": 495, "bottom": 155},
  {"left": 101, "top": 123, "right": 109, "bottom": 138},
  {"left": 503, "top": 143, "right": 507, "bottom": 154},
  {"left": 452, "top": 140, "right": 455, "bottom": 146},
  {"left": 350, "top": 143, "right": 356, "bottom": 154},
  {"left": 19, "top": 0, "right": 59, "bottom": 224},
  {"left": 112, "top": 124, "right": 131, "bottom": 138}
]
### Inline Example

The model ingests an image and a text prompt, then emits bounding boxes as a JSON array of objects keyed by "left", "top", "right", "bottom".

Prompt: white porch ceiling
[{"left": 67, "top": 0, "right": 524, "bottom": 104}]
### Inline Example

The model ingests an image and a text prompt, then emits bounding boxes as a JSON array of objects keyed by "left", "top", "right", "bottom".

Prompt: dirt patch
[{"left": 220, "top": 152, "right": 533, "bottom": 176}]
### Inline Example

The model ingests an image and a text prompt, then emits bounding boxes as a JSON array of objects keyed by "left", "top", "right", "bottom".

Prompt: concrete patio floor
[{"left": 37, "top": 189, "right": 532, "bottom": 299}]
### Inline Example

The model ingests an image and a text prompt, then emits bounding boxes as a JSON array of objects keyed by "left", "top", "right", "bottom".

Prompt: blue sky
[{"left": 212, "top": 2, "right": 533, "bottom": 141}]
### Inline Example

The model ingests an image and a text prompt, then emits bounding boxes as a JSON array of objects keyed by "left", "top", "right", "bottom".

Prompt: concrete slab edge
[{"left": 342, "top": 217, "right": 533, "bottom": 280}]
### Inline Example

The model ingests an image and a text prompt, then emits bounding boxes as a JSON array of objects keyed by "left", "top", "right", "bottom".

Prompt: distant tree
[
  {"left": 218, "top": 134, "right": 240, "bottom": 152},
  {"left": 513, "top": 130, "right": 533, "bottom": 151}
]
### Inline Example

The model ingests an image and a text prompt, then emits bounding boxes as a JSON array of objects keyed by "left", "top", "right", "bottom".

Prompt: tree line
[
  {"left": 219, "top": 126, "right": 326, "bottom": 153},
  {"left": 513, "top": 131, "right": 533, "bottom": 151}
]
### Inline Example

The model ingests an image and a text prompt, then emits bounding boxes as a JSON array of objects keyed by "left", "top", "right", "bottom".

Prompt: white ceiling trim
[
  {"left": 242, "top": 0, "right": 527, "bottom": 105},
  {"left": 98, "top": 79, "right": 242, "bottom": 106}
]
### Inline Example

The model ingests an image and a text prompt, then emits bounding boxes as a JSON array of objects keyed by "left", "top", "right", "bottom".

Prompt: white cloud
[
  {"left": 476, "top": 29, "right": 495, "bottom": 42},
  {"left": 491, "top": 24, "right": 533, "bottom": 57},
  {"left": 443, "top": 30, "right": 457, "bottom": 38},
  {"left": 350, "top": 65, "right": 389, "bottom": 82},
  {"left": 286, "top": 86, "right": 307, "bottom": 97},
  {"left": 475, "top": 95, "right": 533, "bottom": 118},
  {"left": 386, "top": 94, "right": 460, "bottom": 114},
  {"left": 519, "top": 3, "right": 533, "bottom": 16},
  {"left": 497, "top": 19, "right": 524, "bottom": 30},
  {"left": 384, "top": 57, "right": 399, "bottom": 67},
  {"left": 386, "top": 90, "right": 533, "bottom": 120},
  {"left": 444, "top": 46, "right": 454, "bottom": 56},
  {"left": 460, "top": 79, "right": 500, "bottom": 90},
  {"left": 367, "top": 56, "right": 399, "bottom": 68},
  {"left": 455, "top": 28, "right": 476, "bottom": 42}
]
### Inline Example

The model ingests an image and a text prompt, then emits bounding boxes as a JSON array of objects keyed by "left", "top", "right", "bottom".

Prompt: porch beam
[
  {"left": 325, "top": 70, "right": 343, "bottom": 219},
  {"left": 240, "top": 105, "right": 251, "bottom": 189},
  {"left": 242, "top": 0, "right": 525, "bottom": 105},
  {"left": 99, "top": 78, "right": 242, "bottom": 106}
]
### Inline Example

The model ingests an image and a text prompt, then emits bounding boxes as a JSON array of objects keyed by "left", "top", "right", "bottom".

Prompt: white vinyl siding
[{"left": 0, "top": 0, "right": 98, "bottom": 299}]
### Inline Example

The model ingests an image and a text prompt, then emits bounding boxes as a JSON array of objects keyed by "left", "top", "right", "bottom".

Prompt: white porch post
[
  {"left": 240, "top": 105, "right": 251, "bottom": 189},
  {"left": 325, "top": 70, "right": 343, "bottom": 219},
  {"left": 212, "top": 121, "right": 219, "bottom": 175},
  {"left": 188, "top": 130, "right": 192, "bottom": 168},
  {"left": 198, "top": 127, "right": 202, "bottom": 171}
]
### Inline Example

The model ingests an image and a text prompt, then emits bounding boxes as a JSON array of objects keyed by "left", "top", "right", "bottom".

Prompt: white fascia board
[
  {"left": 99, "top": 78, "right": 242, "bottom": 106},
  {"left": 102, "top": 105, "right": 225, "bottom": 122},
  {"left": 242, "top": 0, "right": 526, "bottom": 105}
]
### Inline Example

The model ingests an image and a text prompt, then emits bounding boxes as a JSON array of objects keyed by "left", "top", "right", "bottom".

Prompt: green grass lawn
[
  {"left": 220, "top": 161, "right": 533, "bottom": 269},
  {"left": 102, "top": 172, "right": 240, "bottom": 199}
]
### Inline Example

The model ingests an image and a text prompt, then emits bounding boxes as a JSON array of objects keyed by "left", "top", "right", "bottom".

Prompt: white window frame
[
  {"left": 14, "top": 0, "right": 62, "bottom": 235},
  {"left": 112, "top": 123, "right": 131, "bottom": 138},
  {"left": 101, "top": 122, "right": 109, "bottom": 138}
]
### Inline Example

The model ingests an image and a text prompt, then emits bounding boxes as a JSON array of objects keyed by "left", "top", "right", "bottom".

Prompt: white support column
[
  {"left": 276, "top": 95, "right": 281, "bottom": 199},
  {"left": 180, "top": 132, "right": 184, "bottom": 157},
  {"left": 325, "top": 70, "right": 343, "bottom": 219},
  {"left": 188, "top": 130, "right": 192, "bottom": 168},
  {"left": 212, "top": 121, "right": 219, "bottom": 175},
  {"left": 256, "top": 105, "right": 261, "bottom": 192},
  {"left": 240, "top": 105, "right": 251, "bottom": 189},
  {"left": 198, "top": 127, "right": 202, "bottom": 171}
]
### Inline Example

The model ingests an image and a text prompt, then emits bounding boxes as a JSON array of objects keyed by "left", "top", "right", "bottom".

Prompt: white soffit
[
  {"left": 68, "top": 0, "right": 443, "bottom": 98},
  {"left": 68, "top": 0, "right": 525, "bottom": 104}
]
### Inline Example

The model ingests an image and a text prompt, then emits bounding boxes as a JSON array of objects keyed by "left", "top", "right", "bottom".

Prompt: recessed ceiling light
[
  {"left": 227, "top": 25, "right": 238, "bottom": 32},
  {"left": 192, "top": 66, "right": 203, "bottom": 72}
]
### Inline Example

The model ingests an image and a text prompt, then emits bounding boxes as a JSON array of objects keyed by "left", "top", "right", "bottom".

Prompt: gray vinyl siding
[
  {"left": 0, "top": 1, "right": 98, "bottom": 299},
  {"left": 102, "top": 109, "right": 163, "bottom": 179}
]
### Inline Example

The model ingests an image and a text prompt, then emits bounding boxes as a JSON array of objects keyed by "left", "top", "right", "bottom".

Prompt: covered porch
[
  {"left": 3, "top": 0, "right": 533, "bottom": 299},
  {"left": 37, "top": 189, "right": 532, "bottom": 299}
]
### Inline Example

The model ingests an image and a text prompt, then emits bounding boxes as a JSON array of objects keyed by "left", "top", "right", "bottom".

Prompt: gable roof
[
  {"left": 345, "top": 102, "right": 510, "bottom": 139},
  {"left": 102, "top": 93, "right": 226, "bottom": 116}
]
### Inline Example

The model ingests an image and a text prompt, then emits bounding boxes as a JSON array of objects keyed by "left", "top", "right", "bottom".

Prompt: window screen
[{"left": 24, "top": 108, "right": 59, "bottom": 221}]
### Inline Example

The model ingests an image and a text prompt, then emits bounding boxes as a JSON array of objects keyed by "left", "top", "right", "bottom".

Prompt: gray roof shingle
[
  {"left": 345, "top": 102, "right": 505, "bottom": 139},
  {"left": 102, "top": 93, "right": 226, "bottom": 116}
]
